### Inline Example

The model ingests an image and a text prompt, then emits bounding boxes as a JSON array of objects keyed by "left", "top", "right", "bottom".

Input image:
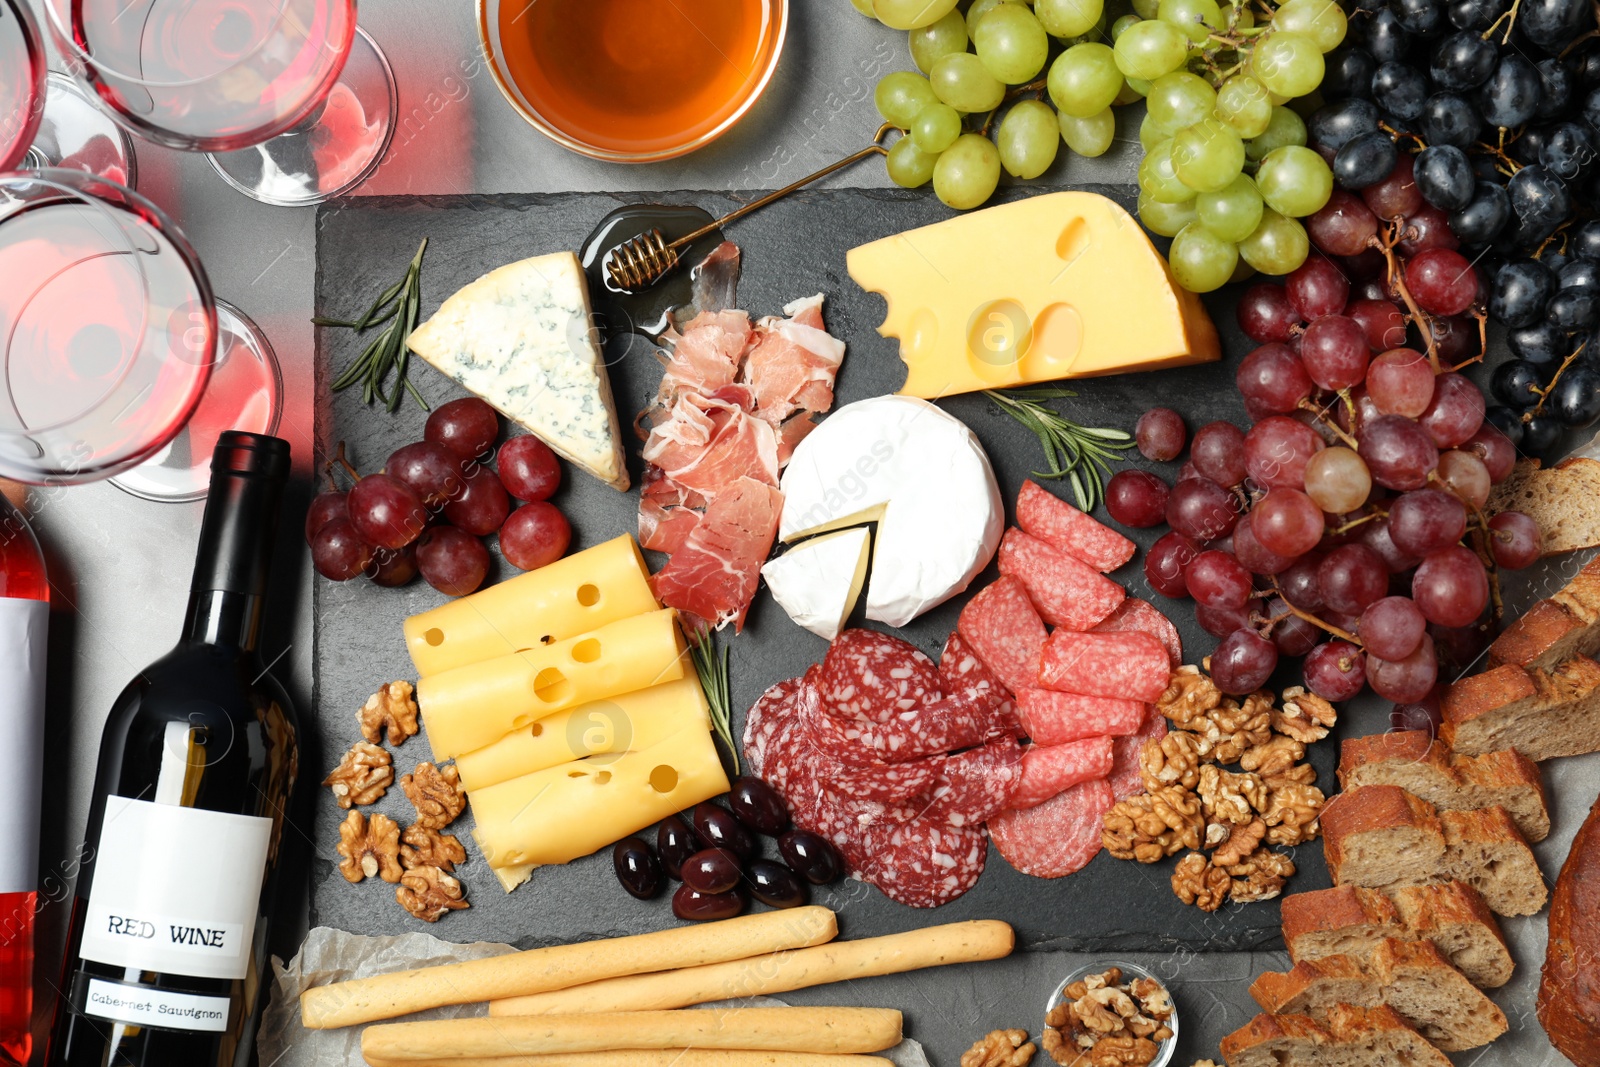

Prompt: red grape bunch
[
  {"left": 306, "top": 397, "right": 573, "bottom": 598},
  {"left": 1104, "top": 265, "right": 1541, "bottom": 710}
]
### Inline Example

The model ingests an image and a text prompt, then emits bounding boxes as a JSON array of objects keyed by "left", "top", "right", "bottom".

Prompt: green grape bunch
[{"left": 854, "top": 0, "right": 1349, "bottom": 295}]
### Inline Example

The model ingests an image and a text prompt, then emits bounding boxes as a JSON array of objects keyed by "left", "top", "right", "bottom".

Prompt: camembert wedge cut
[
  {"left": 847, "top": 192, "right": 1221, "bottom": 398},
  {"left": 761, "top": 527, "right": 872, "bottom": 641},
  {"left": 408, "top": 251, "right": 629, "bottom": 490}
]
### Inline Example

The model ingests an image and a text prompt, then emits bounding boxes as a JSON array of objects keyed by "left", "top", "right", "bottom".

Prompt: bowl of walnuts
[{"left": 1042, "top": 961, "right": 1178, "bottom": 1067}]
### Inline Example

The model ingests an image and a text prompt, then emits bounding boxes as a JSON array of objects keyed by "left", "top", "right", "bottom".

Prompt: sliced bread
[
  {"left": 1387, "top": 883, "right": 1514, "bottom": 988},
  {"left": 1321, "top": 786, "right": 1446, "bottom": 890},
  {"left": 1439, "top": 806, "right": 1548, "bottom": 917},
  {"left": 1250, "top": 939, "right": 1508, "bottom": 1051},
  {"left": 1489, "top": 555, "right": 1600, "bottom": 670},
  {"left": 1282, "top": 886, "right": 1407, "bottom": 966},
  {"left": 1441, "top": 655, "right": 1600, "bottom": 760},
  {"left": 1337, "top": 731, "right": 1549, "bottom": 841},
  {"left": 1485, "top": 456, "right": 1600, "bottom": 556},
  {"left": 1220, "top": 1011, "right": 1332, "bottom": 1067},
  {"left": 1221, "top": 1005, "right": 1451, "bottom": 1067}
]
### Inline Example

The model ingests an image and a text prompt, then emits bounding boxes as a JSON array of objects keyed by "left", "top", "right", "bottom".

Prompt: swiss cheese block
[
  {"left": 472, "top": 725, "right": 730, "bottom": 871},
  {"left": 778, "top": 396, "right": 1003, "bottom": 627},
  {"left": 760, "top": 527, "right": 872, "bottom": 641},
  {"left": 454, "top": 677, "right": 711, "bottom": 792},
  {"left": 406, "top": 251, "right": 630, "bottom": 490},
  {"left": 418, "top": 609, "right": 687, "bottom": 761},
  {"left": 403, "top": 535, "right": 657, "bottom": 677},
  {"left": 846, "top": 192, "right": 1221, "bottom": 398}
]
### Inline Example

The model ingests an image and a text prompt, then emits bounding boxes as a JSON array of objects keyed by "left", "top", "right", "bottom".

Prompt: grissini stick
[
  {"left": 301, "top": 906, "right": 836, "bottom": 1029},
  {"left": 359, "top": 1007, "right": 904, "bottom": 1061},
  {"left": 490, "top": 920, "right": 1014, "bottom": 1016},
  {"left": 362, "top": 1052, "right": 894, "bottom": 1067}
]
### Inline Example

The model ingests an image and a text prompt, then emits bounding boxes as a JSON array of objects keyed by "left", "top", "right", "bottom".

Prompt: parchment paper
[{"left": 259, "top": 927, "right": 932, "bottom": 1067}]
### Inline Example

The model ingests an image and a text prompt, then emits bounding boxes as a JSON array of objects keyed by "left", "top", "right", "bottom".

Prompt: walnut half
[
  {"left": 359, "top": 680, "right": 420, "bottom": 746},
  {"left": 396, "top": 865, "right": 469, "bottom": 922},
  {"left": 401, "top": 824, "right": 466, "bottom": 872},
  {"left": 960, "top": 1029, "right": 1036, "bottom": 1067},
  {"left": 322, "top": 741, "right": 392, "bottom": 809},
  {"left": 1171, "top": 852, "right": 1230, "bottom": 912},
  {"left": 336, "top": 810, "right": 402, "bottom": 884},
  {"left": 401, "top": 762, "right": 465, "bottom": 830}
]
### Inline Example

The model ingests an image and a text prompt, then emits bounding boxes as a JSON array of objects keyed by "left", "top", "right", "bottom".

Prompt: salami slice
[
  {"left": 998, "top": 528, "right": 1125, "bottom": 631},
  {"left": 1016, "top": 479, "right": 1136, "bottom": 573},
  {"left": 790, "top": 684, "right": 942, "bottom": 802},
  {"left": 849, "top": 816, "right": 988, "bottom": 908},
  {"left": 742, "top": 678, "right": 800, "bottom": 776},
  {"left": 990, "top": 778, "right": 1115, "bottom": 879},
  {"left": 1109, "top": 705, "right": 1168, "bottom": 800},
  {"left": 817, "top": 629, "right": 942, "bottom": 723},
  {"left": 1011, "top": 737, "right": 1115, "bottom": 809},
  {"left": 919, "top": 737, "right": 1024, "bottom": 828},
  {"left": 957, "top": 577, "right": 1047, "bottom": 695},
  {"left": 938, "top": 631, "right": 1021, "bottom": 733},
  {"left": 1092, "top": 597, "right": 1183, "bottom": 668},
  {"left": 804, "top": 685, "right": 1011, "bottom": 764},
  {"left": 1017, "top": 689, "right": 1146, "bottom": 745},
  {"left": 1038, "top": 630, "right": 1171, "bottom": 702}
]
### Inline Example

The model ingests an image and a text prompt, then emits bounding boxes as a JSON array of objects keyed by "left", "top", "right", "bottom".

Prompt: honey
[{"left": 494, "top": 0, "right": 781, "bottom": 158}]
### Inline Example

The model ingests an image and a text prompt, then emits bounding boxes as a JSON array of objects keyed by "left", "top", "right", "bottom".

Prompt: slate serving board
[{"left": 310, "top": 184, "right": 1337, "bottom": 954}]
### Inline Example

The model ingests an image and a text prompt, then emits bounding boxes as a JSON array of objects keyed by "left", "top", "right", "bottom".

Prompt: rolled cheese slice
[
  {"left": 454, "top": 676, "right": 710, "bottom": 792},
  {"left": 779, "top": 395, "right": 1003, "bottom": 627},
  {"left": 404, "top": 534, "right": 657, "bottom": 677},
  {"left": 418, "top": 608, "right": 686, "bottom": 761},
  {"left": 300, "top": 907, "right": 837, "bottom": 1029},
  {"left": 360, "top": 1007, "right": 904, "bottom": 1061}
]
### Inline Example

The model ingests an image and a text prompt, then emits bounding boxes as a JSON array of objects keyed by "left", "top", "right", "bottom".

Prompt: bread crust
[
  {"left": 1322, "top": 785, "right": 1445, "bottom": 887},
  {"left": 1539, "top": 793, "right": 1600, "bottom": 1067},
  {"left": 1441, "top": 657, "right": 1600, "bottom": 761},
  {"left": 1338, "top": 732, "right": 1549, "bottom": 841},
  {"left": 1387, "top": 883, "right": 1513, "bottom": 988}
]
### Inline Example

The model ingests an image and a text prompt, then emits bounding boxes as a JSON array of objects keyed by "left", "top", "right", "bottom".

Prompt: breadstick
[
  {"left": 363, "top": 1052, "right": 893, "bottom": 1067},
  {"left": 490, "top": 920, "right": 1014, "bottom": 1015},
  {"left": 301, "top": 907, "right": 836, "bottom": 1029},
  {"left": 359, "top": 1007, "right": 903, "bottom": 1061}
]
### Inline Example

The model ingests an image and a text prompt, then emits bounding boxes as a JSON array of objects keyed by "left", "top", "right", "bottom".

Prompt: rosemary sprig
[
  {"left": 689, "top": 627, "right": 737, "bottom": 775},
  {"left": 317, "top": 238, "right": 431, "bottom": 412},
  {"left": 984, "top": 386, "right": 1134, "bottom": 512}
]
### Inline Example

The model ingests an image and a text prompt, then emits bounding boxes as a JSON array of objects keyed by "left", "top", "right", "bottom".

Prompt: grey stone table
[{"left": 19, "top": 1, "right": 1596, "bottom": 1064}]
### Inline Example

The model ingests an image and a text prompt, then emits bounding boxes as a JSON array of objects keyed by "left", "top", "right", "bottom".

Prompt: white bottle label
[
  {"left": 0, "top": 598, "right": 47, "bottom": 894},
  {"left": 79, "top": 796, "right": 271, "bottom": 981},
  {"left": 84, "top": 978, "right": 231, "bottom": 1033}
]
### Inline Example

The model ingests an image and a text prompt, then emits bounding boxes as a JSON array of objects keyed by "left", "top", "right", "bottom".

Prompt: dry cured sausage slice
[
  {"left": 1016, "top": 689, "right": 1147, "bottom": 745},
  {"left": 1016, "top": 478, "right": 1136, "bottom": 573},
  {"left": 804, "top": 685, "right": 1011, "bottom": 764},
  {"left": 816, "top": 629, "right": 943, "bottom": 723},
  {"left": 957, "top": 577, "right": 1048, "bottom": 695},
  {"left": 848, "top": 816, "right": 989, "bottom": 909},
  {"left": 990, "top": 778, "right": 1115, "bottom": 879},
  {"left": 998, "top": 528, "right": 1125, "bottom": 631},
  {"left": 937, "top": 631, "right": 1021, "bottom": 732},
  {"left": 1109, "top": 706, "right": 1168, "bottom": 800},
  {"left": 1012, "top": 738, "right": 1115, "bottom": 809},
  {"left": 919, "top": 737, "right": 1025, "bottom": 828},
  {"left": 1038, "top": 630, "right": 1172, "bottom": 702},
  {"left": 1092, "top": 597, "right": 1183, "bottom": 668},
  {"left": 742, "top": 678, "right": 800, "bottom": 776}
]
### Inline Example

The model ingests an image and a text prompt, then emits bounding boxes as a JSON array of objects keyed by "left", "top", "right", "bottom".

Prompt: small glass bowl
[{"left": 1045, "top": 960, "right": 1179, "bottom": 1067}]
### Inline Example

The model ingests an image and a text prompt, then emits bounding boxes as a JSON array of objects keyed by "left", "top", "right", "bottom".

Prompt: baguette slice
[
  {"left": 1441, "top": 656, "right": 1600, "bottom": 761},
  {"left": 1221, "top": 1005, "right": 1450, "bottom": 1067},
  {"left": 1387, "top": 883, "right": 1514, "bottom": 989},
  {"left": 1337, "top": 731, "right": 1549, "bottom": 841},
  {"left": 1220, "top": 1011, "right": 1332, "bottom": 1067},
  {"left": 1485, "top": 456, "right": 1600, "bottom": 556},
  {"left": 1439, "top": 806, "right": 1548, "bottom": 917},
  {"left": 1324, "top": 1003, "right": 1453, "bottom": 1067},
  {"left": 1321, "top": 786, "right": 1446, "bottom": 890},
  {"left": 1282, "top": 886, "right": 1406, "bottom": 967},
  {"left": 1489, "top": 556, "right": 1600, "bottom": 670}
]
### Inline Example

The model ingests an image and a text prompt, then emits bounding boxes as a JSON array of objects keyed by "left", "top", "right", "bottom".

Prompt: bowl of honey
[{"left": 477, "top": 0, "right": 789, "bottom": 163}]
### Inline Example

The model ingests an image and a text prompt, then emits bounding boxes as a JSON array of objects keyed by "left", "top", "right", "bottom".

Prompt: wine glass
[
  {"left": 0, "top": 0, "right": 47, "bottom": 172},
  {"left": 0, "top": 170, "right": 217, "bottom": 485},
  {"left": 42, "top": 0, "right": 397, "bottom": 207}
]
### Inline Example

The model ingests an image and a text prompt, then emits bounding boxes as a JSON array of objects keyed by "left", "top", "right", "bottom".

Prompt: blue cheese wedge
[{"left": 407, "top": 252, "right": 629, "bottom": 490}]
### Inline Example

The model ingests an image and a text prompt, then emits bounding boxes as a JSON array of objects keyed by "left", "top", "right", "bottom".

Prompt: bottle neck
[{"left": 180, "top": 588, "right": 264, "bottom": 651}]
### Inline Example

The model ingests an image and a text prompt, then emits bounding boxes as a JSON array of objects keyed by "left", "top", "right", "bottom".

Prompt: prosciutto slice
[
  {"left": 649, "top": 476, "right": 783, "bottom": 633},
  {"left": 742, "top": 295, "right": 846, "bottom": 425}
]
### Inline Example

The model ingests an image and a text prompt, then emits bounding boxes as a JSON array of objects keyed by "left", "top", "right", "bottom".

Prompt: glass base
[
  {"left": 205, "top": 27, "right": 397, "bottom": 208},
  {"left": 110, "top": 300, "right": 283, "bottom": 503},
  {"left": 23, "top": 73, "right": 138, "bottom": 188}
]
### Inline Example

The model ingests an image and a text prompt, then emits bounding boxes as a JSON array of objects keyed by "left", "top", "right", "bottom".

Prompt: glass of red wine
[
  {"left": 0, "top": 0, "right": 47, "bottom": 171},
  {"left": 42, "top": 0, "right": 397, "bottom": 207},
  {"left": 0, "top": 170, "right": 217, "bottom": 485}
]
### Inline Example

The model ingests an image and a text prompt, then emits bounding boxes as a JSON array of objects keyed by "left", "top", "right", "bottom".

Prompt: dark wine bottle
[{"left": 47, "top": 432, "right": 296, "bottom": 1067}]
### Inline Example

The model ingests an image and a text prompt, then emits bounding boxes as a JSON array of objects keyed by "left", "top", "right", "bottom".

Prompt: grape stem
[
  {"left": 1368, "top": 223, "right": 1442, "bottom": 373},
  {"left": 1480, "top": 0, "right": 1523, "bottom": 44},
  {"left": 1267, "top": 578, "right": 1362, "bottom": 644},
  {"left": 976, "top": 79, "right": 1049, "bottom": 137},
  {"left": 1527, "top": 338, "right": 1589, "bottom": 419},
  {"left": 1378, "top": 123, "right": 1427, "bottom": 153},
  {"left": 333, "top": 441, "right": 361, "bottom": 484},
  {"left": 1446, "top": 312, "right": 1490, "bottom": 372},
  {"left": 1331, "top": 509, "right": 1387, "bottom": 535},
  {"left": 1472, "top": 129, "right": 1523, "bottom": 177},
  {"left": 1558, "top": 2, "right": 1600, "bottom": 56},
  {"left": 1296, "top": 398, "right": 1360, "bottom": 449}
]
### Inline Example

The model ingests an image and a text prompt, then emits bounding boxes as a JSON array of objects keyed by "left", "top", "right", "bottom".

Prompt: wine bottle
[
  {"left": 0, "top": 491, "right": 48, "bottom": 1067},
  {"left": 47, "top": 432, "right": 296, "bottom": 1067}
]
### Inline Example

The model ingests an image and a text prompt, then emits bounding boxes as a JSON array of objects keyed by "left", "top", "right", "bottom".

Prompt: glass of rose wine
[
  {"left": 0, "top": 170, "right": 217, "bottom": 485},
  {"left": 42, "top": 0, "right": 397, "bottom": 207}
]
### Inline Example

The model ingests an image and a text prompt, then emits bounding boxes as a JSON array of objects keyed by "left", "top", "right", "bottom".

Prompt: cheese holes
[
  {"left": 905, "top": 307, "right": 939, "bottom": 362},
  {"left": 527, "top": 722, "right": 543, "bottom": 737},
  {"left": 967, "top": 299, "right": 1032, "bottom": 369},
  {"left": 1025, "top": 302, "right": 1086, "bottom": 377},
  {"left": 532, "top": 667, "right": 571, "bottom": 703},
  {"left": 595, "top": 771, "right": 612, "bottom": 785},
  {"left": 571, "top": 638, "right": 601, "bottom": 664},
  {"left": 424, "top": 627, "right": 444, "bottom": 646},
  {"left": 577, "top": 583, "right": 600, "bottom": 607},
  {"left": 649, "top": 765, "right": 679, "bottom": 793},
  {"left": 1056, "top": 216, "right": 1091, "bottom": 266}
]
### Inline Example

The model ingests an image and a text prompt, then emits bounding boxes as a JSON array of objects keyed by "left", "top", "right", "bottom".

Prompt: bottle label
[
  {"left": 79, "top": 796, "right": 271, "bottom": 981},
  {"left": 0, "top": 597, "right": 47, "bottom": 894},
  {"left": 82, "top": 977, "right": 231, "bottom": 1033}
]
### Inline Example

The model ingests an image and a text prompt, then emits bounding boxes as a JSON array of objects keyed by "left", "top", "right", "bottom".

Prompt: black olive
[
  {"left": 656, "top": 814, "right": 701, "bottom": 879},
  {"left": 693, "top": 801, "right": 755, "bottom": 858},
  {"left": 672, "top": 884, "right": 746, "bottom": 922},
  {"left": 681, "top": 848, "right": 742, "bottom": 895},
  {"left": 778, "top": 829, "right": 843, "bottom": 885},
  {"left": 728, "top": 776, "right": 789, "bottom": 836},
  {"left": 612, "top": 837, "right": 663, "bottom": 900},
  {"left": 747, "top": 860, "right": 808, "bottom": 909}
]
